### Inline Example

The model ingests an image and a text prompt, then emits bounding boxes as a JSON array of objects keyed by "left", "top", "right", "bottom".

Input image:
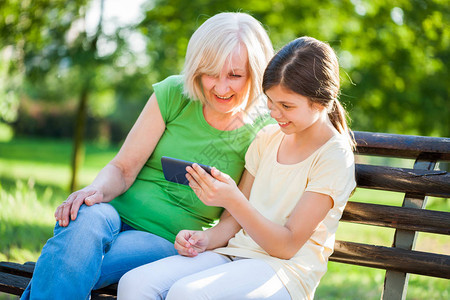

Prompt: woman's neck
[{"left": 202, "top": 105, "right": 245, "bottom": 131}]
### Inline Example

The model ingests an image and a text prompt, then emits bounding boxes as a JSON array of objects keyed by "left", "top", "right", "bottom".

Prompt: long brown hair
[{"left": 262, "top": 37, "right": 355, "bottom": 149}]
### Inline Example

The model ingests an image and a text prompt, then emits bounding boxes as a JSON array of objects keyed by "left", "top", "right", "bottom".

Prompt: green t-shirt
[{"left": 111, "top": 75, "right": 272, "bottom": 243}]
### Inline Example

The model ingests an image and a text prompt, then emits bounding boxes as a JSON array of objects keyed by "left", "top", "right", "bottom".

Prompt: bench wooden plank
[
  {"left": 354, "top": 131, "right": 450, "bottom": 160},
  {"left": 93, "top": 284, "right": 118, "bottom": 299},
  {"left": 91, "top": 290, "right": 117, "bottom": 299},
  {"left": 341, "top": 201, "right": 450, "bottom": 234},
  {"left": 0, "top": 262, "right": 117, "bottom": 299},
  {"left": 331, "top": 240, "right": 450, "bottom": 279},
  {"left": 355, "top": 164, "right": 450, "bottom": 198},
  {"left": 0, "top": 261, "right": 34, "bottom": 277},
  {"left": 0, "top": 272, "right": 29, "bottom": 295}
]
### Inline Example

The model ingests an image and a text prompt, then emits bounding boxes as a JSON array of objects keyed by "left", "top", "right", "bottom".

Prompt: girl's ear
[{"left": 312, "top": 102, "right": 326, "bottom": 112}]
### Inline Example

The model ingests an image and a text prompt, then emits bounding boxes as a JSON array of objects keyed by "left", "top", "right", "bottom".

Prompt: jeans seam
[{"left": 87, "top": 213, "right": 121, "bottom": 298}]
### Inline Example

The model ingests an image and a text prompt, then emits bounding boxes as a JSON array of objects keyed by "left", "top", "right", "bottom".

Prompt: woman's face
[{"left": 201, "top": 44, "right": 249, "bottom": 116}]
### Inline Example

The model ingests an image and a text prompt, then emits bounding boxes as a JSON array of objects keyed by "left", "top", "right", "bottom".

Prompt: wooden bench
[{"left": 1, "top": 131, "right": 449, "bottom": 299}]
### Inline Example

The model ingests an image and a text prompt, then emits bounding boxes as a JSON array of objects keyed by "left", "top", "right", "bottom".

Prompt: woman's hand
[
  {"left": 174, "top": 230, "right": 209, "bottom": 257},
  {"left": 54, "top": 186, "right": 104, "bottom": 227},
  {"left": 186, "top": 164, "right": 243, "bottom": 209},
  {"left": 53, "top": 93, "right": 166, "bottom": 228}
]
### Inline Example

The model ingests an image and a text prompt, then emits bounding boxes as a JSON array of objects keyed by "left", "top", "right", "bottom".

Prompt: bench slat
[
  {"left": 0, "top": 262, "right": 117, "bottom": 299},
  {"left": 0, "top": 272, "right": 30, "bottom": 296},
  {"left": 356, "top": 164, "right": 450, "bottom": 197},
  {"left": 341, "top": 201, "right": 450, "bottom": 234},
  {"left": 0, "top": 261, "right": 34, "bottom": 278},
  {"left": 91, "top": 291, "right": 117, "bottom": 299},
  {"left": 330, "top": 240, "right": 450, "bottom": 279},
  {"left": 93, "top": 284, "right": 118, "bottom": 298},
  {"left": 354, "top": 131, "right": 450, "bottom": 160}
]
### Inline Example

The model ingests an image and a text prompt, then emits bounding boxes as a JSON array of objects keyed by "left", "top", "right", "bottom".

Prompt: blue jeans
[{"left": 20, "top": 203, "right": 178, "bottom": 300}]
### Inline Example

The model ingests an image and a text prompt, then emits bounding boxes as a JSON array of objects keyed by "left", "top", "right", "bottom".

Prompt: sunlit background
[{"left": 0, "top": 0, "right": 448, "bottom": 299}]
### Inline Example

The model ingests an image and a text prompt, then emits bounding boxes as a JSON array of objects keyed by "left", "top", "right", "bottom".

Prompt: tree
[{"left": 0, "top": 0, "right": 145, "bottom": 190}]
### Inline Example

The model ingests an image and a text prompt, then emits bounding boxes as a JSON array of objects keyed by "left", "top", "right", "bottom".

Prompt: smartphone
[{"left": 161, "top": 156, "right": 212, "bottom": 185}]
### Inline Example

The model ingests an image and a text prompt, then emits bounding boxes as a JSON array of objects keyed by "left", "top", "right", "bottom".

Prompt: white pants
[{"left": 118, "top": 251, "right": 291, "bottom": 300}]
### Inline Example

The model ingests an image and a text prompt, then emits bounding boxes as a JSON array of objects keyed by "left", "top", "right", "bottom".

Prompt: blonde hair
[{"left": 183, "top": 12, "right": 273, "bottom": 114}]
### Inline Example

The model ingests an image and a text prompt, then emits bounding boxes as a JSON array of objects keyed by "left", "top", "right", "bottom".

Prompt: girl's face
[
  {"left": 266, "top": 85, "right": 324, "bottom": 135},
  {"left": 201, "top": 45, "right": 249, "bottom": 116}
]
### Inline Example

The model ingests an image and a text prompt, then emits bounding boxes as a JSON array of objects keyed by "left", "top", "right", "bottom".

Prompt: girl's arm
[
  {"left": 187, "top": 165, "right": 332, "bottom": 259},
  {"left": 175, "top": 170, "right": 254, "bottom": 257},
  {"left": 228, "top": 190, "right": 332, "bottom": 259},
  {"left": 205, "top": 170, "right": 254, "bottom": 248},
  {"left": 55, "top": 93, "right": 166, "bottom": 226}
]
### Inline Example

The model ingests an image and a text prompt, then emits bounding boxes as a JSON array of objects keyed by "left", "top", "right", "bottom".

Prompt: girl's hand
[
  {"left": 186, "top": 164, "right": 242, "bottom": 208},
  {"left": 174, "top": 230, "right": 209, "bottom": 257},
  {"left": 54, "top": 186, "right": 104, "bottom": 227}
]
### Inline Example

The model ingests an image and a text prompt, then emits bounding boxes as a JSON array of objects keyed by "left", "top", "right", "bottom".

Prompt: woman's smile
[{"left": 215, "top": 94, "right": 234, "bottom": 102}]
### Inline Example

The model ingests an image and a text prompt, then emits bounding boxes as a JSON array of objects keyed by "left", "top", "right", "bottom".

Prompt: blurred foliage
[
  {"left": 0, "top": 0, "right": 151, "bottom": 144},
  {"left": 0, "top": 0, "right": 449, "bottom": 141}
]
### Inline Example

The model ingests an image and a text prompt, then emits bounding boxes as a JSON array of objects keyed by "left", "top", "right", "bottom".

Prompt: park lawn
[
  {"left": 0, "top": 137, "right": 448, "bottom": 299},
  {"left": 0, "top": 137, "right": 118, "bottom": 263}
]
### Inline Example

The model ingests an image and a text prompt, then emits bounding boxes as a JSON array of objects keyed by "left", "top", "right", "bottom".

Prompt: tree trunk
[
  {"left": 69, "top": 0, "right": 103, "bottom": 192},
  {"left": 70, "top": 85, "right": 89, "bottom": 192}
]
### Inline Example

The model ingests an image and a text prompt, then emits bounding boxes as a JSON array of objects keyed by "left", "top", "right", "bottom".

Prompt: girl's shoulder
[
  {"left": 314, "top": 134, "right": 355, "bottom": 165},
  {"left": 325, "top": 134, "right": 353, "bottom": 152}
]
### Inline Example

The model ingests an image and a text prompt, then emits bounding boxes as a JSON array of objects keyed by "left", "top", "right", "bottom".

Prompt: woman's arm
[
  {"left": 55, "top": 93, "right": 166, "bottom": 226},
  {"left": 187, "top": 165, "right": 333, "bottom": 259}
]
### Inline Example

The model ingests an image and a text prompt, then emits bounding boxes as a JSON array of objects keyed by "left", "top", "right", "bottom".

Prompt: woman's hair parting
[
  {"left": 263, "top": 37, "right": 355, "bottom": 149},
  {"left": 183, "top": 12, "right": 273, "bottom": 113}
]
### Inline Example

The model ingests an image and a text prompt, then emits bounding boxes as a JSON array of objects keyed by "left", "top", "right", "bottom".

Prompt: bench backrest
[{"left": 329, "top": 131, "right": 450, "bottom": 300}]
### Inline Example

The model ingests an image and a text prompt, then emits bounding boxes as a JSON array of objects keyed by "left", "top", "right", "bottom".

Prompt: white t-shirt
[{"left": 215, "top": 124, "right": 356, "bottom": 299}]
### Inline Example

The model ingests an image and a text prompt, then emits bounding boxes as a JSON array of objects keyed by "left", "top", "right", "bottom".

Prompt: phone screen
[{"left": 161, "top": 156, "right": 212, "bottom": 185}]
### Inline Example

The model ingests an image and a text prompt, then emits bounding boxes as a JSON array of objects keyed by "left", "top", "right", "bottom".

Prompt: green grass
[
  {"left": 0, "top": 137, "right": 449, "bottom": 299},
  {"left": 0, "top": 294, "right": 17, "bottom": 300},
  {"left": 0, "top": 137, "right": 117, "bottom": 189},
  {"left": 0, "top": 137, "right": 119, "bottom": 263}
]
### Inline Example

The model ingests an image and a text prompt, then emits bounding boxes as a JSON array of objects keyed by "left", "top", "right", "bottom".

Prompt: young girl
[{"left": 117, "top": 36, "right": 356, "bottom": 300}]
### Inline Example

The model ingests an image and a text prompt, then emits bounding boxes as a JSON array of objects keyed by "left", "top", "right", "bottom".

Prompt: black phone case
[{"left": 161, "top": 156, "right": 212, "bottom": 185}]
